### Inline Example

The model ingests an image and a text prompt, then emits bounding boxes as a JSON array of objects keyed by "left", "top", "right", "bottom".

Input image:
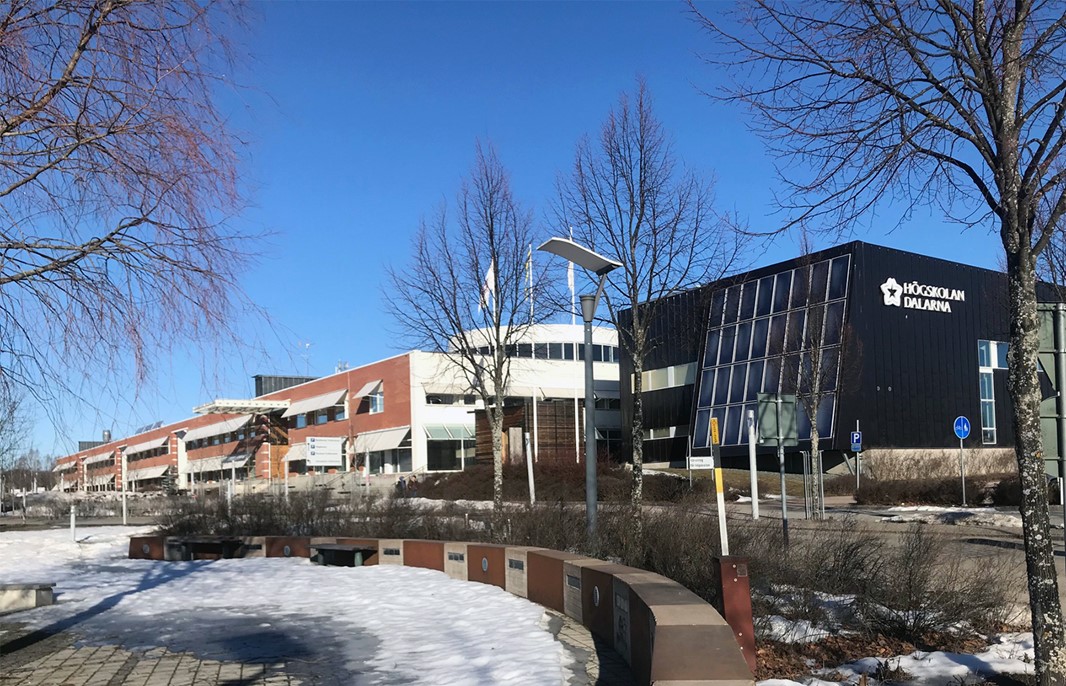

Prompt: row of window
[
  {"left": 472, "top": 342, "right": 620, "bottom": 363},
  {"left": 698, "top": 350, "right": 841, "bottom": 408},
  {"left": 710, "top": 256, "right": 850, "bottom": 328},
  {"left": 292, "top": 403, "right": 352, "bottom": 430},
  {"left": 638, "top": 363, "right": 698, "bottom": 392},
  {"left": 187, "top": 427, "right": 256, "bottom": 451},
  {"left": 694, "top": 394, "right": 835, "bottom": 448},
  {"left": 705, "top": 301, "right": 846, "bottom": 368},
  {"left": 645, "top": 425, "right": 689, "bottom": 441},
  {"left": 127, "top": 447, "right": 167, "bottom": 462},
  {"left": 426, "top": 394, "right": 478, "bottom": 405}
]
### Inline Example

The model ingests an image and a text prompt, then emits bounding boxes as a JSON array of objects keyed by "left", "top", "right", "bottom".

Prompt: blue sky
[{"left": 38, "top": 1, "right": 1006, "bottom": 454}]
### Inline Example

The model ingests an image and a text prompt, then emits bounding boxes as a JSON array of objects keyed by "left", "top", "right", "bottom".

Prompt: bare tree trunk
[
  {"left": 490, "top": 404, "right": 504, "bottom": 514},
  {"left": 808, "top": 431, "right": 821, "bottom": 519},
  {"left": 1008, "top": 249, "right": 1066, "bottom": 685},
  {"left": 631, "top": 356, "right": 644, "bottom": 509}
]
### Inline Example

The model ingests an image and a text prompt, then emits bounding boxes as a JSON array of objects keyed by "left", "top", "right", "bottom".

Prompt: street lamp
[{"left": 537, "top": 237, "right": 621, "bottom": 537}]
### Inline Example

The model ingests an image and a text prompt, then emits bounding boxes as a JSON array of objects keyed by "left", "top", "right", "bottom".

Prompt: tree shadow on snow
[
  {"left": 0, "top": 559, "right": 377, "bottom": 684},
  {"left": 0, "top": 559, "right": 203, "bottom": 655},
  {"left": 940, "top": 652, "right": 1031, "bottom": 686}
]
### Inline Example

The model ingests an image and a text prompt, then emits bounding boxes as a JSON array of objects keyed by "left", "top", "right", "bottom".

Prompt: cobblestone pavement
[{"left": 0, "top": 610, "right": 633, "bottom": 685}]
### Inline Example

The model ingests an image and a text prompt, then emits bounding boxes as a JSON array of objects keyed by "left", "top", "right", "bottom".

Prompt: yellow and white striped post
[{"left": 710, "top": 418, "right": 729, "bottom": 556}]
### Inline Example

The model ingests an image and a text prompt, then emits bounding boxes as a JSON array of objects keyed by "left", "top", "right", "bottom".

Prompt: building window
[
  {"left": 315, "top": 409, "right": 329, "bottom": 425},
  {"left": 335, "top": 404, "right": 346, "bottom": 421},
  {"left": 977, "top": 339, "right": 1007, "bottom": 444},
  {"left": 594, "top": 397, "right": 621, "bottom": 410},
  {"left": 979, "top": 371, "right": 996, "bottom": 444},
  {"left": 295, "top": 414, "right": 308, "bottom": 429},
  {"left": 978, "top": 339, "right": 1008, "bottom": 370},
  {"left": 369, "top": 387, "right": 384, "bottom": 414}
]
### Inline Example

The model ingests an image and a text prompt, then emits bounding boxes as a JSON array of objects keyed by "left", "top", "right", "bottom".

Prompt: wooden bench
[
  {"left": 0, "top": 583, "right": 55, "bottom": 614},
  {"left": 310, "top": 543, "right": 377, "bottom": 567}
]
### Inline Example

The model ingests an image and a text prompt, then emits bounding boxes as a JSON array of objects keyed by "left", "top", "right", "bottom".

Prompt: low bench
[
  {"left": 165, "top": 536, "right": 247, "bottom": 561},
  {"left": 310, "top": 543, "right": 377, "bottom": 567},
  {"left": 0, "top": 583, "right": 55, "bottom": 615},
  {"left": 132, "top": 535, "right": 754, "bottom": 685}
]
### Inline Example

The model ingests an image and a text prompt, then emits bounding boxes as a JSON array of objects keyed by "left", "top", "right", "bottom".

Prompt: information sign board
[{"left": 307, "top": 436, "right": 344, "bottom": 467}]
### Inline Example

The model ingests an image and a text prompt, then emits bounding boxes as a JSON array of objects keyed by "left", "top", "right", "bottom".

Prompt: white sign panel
[
  {"left": 306, "top": 436, "right": 344, "bottom": 467},
  {"left": 689, "top": 456, "right": 714, "bottom": 470}
]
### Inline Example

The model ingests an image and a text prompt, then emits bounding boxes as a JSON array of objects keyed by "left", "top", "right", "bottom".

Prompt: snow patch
[{"left": 0, "top": 526, "right": 568, "bottom": 684}]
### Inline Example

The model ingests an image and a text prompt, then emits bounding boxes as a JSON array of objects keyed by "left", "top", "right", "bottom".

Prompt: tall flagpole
[
  {"left": 528, "top": 244, "right": 534, "bottom": 322},
  {"left": 568, "top": 227, "right": 576, "bottom": 326},
  {"left": 569, "top": 226, "right": 579, "bottom": 462}
]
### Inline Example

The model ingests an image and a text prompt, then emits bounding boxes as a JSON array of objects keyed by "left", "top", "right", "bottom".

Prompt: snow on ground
[
  {"left": 883, "top": 506, "right": 1023, "bottom": 528},
  {"left": 762, "top": 632, "right": 1035, "bottom": 686},
  {"left": 759, "top": 616, "right": 832, "bottom": 643},
  {"left": 758, "top": 632, "right": 1035, "bottom": 686},
  {"left": 0, "top": 526, "right": 570, "bottom": 685},
  {"left": 840, "top": 633, "right": 1034, "bottom": 683}
]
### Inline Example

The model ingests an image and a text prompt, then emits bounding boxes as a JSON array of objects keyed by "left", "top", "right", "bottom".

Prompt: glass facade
[{"left": 693, "top": 255, "right": 851, "bottom": 448}]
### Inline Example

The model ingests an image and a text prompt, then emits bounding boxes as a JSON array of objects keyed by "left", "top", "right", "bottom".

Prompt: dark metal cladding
[{"left": 619, "top": 241, "right": 1065, "bottom": 469}]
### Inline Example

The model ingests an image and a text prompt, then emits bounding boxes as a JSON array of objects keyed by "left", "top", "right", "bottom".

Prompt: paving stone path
[{"left": 0, "top": 609, "right": 634, "bottom": 685}]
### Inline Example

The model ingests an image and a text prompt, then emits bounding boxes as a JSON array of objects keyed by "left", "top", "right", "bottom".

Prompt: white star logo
[{"left": 881, "top": 277, "right": 903, "bottom": 307}]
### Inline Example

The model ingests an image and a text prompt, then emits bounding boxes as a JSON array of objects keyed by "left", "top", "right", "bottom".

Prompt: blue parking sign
[{"left": 850, "top": 431, "right": 862, "bottom": 452}]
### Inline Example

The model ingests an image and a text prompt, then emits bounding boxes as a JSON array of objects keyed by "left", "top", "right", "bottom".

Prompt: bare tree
[
  {"left": 780, "top": 233, "right": 833, "bottom": 519},
  {"left": 0, "top": 0, "right": 251, "bottom": 408},
  {"left": 0, "top": 391, "right": 30, "bottom": 500},
  {"left": 386, "top": 143, "right": 550, "bottom": 516},
  {"left": 556, "top": 80, "right": 742, "bottom": 507},
  {"left": 692, "top": 1, "right": 1066, "bottom": 680}
]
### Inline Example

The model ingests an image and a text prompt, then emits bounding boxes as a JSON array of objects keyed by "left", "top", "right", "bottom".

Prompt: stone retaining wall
[{"left": 128, "top": 535, "right": 754, "bottom": 686}]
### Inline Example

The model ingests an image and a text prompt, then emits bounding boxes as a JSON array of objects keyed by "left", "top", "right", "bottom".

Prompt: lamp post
[{"left": 537, "top": 237, "right": 621, "bottom": 537}]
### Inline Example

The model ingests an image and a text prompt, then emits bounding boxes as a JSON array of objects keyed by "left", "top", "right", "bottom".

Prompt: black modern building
[{"left": 619, "top": 241, "right": 1065, "bottom": 476}]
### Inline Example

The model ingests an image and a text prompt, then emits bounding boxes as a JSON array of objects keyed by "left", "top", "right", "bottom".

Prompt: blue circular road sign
[{"left": 953, "top": 416, "right": 971, "bottom": 440}]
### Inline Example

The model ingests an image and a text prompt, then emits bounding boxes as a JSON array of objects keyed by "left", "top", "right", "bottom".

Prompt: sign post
[
  {"left": 850, "top": 425, "right": 863, "bottom": 492},
  {"left": 758, "top": 393, "right": 798, "bottom": 548},
  {"left": 954, "top": 416, "right": 971, "bottom": 506},
  {"left": 747, "top": 410, "right": 759, "bottom": 520}
]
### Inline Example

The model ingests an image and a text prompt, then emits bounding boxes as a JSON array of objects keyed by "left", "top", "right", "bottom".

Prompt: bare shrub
[
  {"left": 636, "top": 502, "right": 722, "bottom": 602},
  {"left": 857, "top": 474, "right": 1024, "bottom": 507},
  {"left": 860, "top": 525, "right": 1014, "bottom": 638},
  {"left": 155, "top": 493, "right": 1015, "bottom": 646},
  {"left": 503, "top": 500, "right": 589, "bottom": 552}
]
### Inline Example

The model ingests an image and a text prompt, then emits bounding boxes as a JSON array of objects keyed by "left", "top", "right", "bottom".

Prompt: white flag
[
  {"left": 567, "top": 261, "right": 575, "bottom": 324},
  {"left": 478, "top": 259, "right": 496, "bottom": 313}
]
